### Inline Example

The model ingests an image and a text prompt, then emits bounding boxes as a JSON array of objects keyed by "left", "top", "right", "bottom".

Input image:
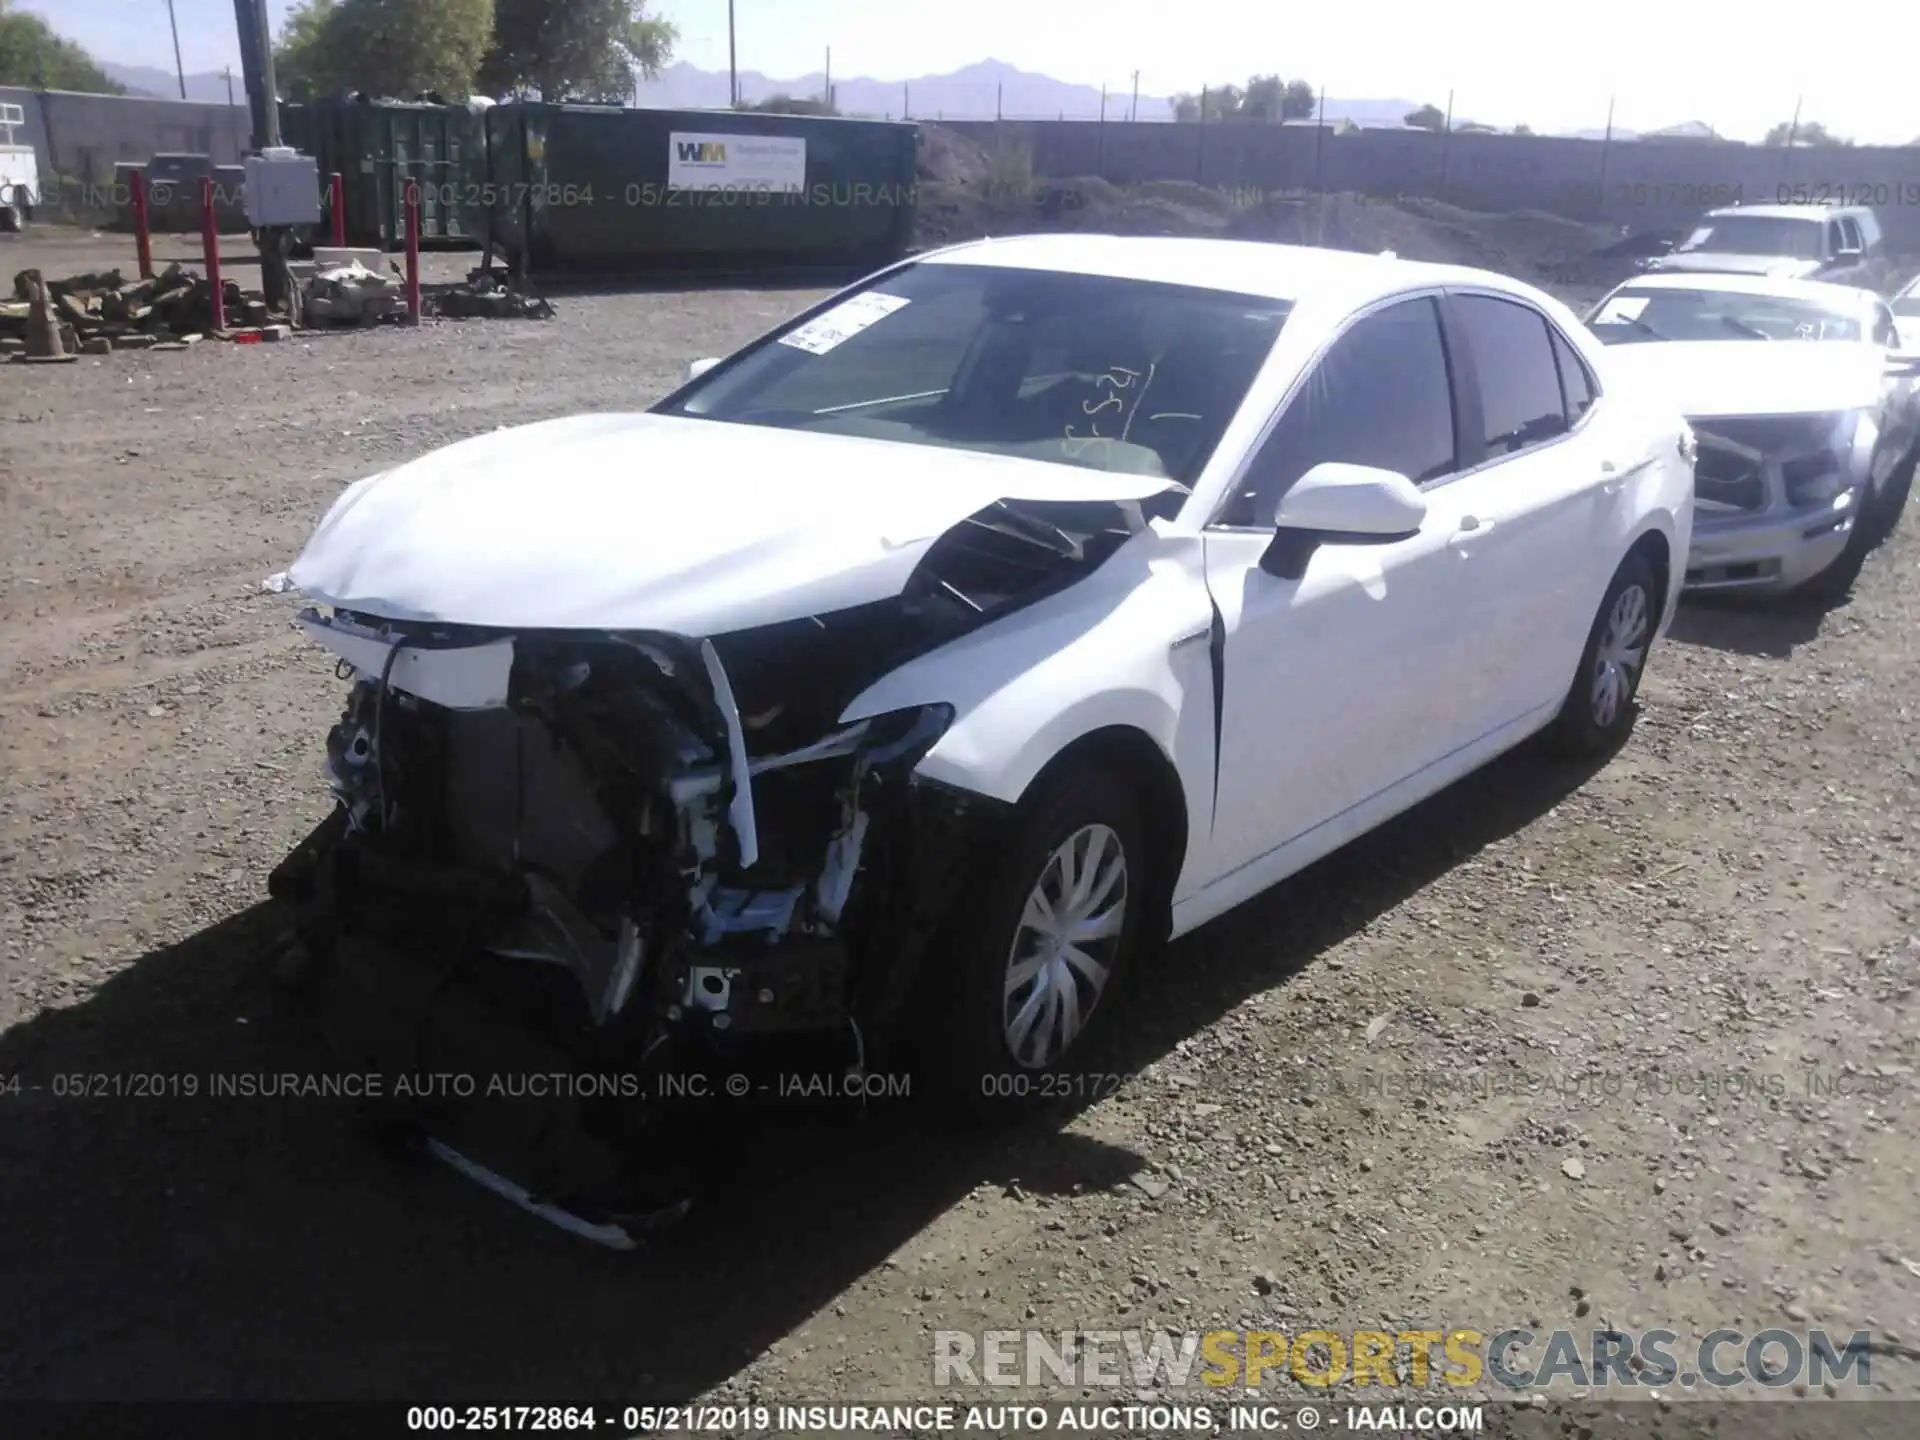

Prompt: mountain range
[
  {"left": 637, "top": 59, "right": 1479, "bottom": 128},
  {"left": 103, "top": 63, "right": 243, "bottom": 105},
  {"left": 95, "top": 53, "right": 1505, "bottom": 135}
]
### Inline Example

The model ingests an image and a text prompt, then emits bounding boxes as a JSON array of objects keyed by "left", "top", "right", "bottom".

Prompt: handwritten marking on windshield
[{"left": 1063, "top": 364, "right": 1154, "bottom": 460}]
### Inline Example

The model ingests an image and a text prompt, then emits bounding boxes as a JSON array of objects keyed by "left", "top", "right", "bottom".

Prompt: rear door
[{"left": 1429, "top": 291, "right": 1621, "bottom": 721}]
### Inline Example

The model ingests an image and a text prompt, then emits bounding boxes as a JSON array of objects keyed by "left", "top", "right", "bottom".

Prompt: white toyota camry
[{"left": 270, "top": 235, "right": 1693, "bottom": 1243}]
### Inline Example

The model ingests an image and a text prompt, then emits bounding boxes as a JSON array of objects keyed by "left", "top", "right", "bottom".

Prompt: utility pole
[
  {"left": 1130, "top": 71, "right": 1139, "bottom": 123},
  {"left": 166, "top": 0, "right": 187, "bottom": 99},
  {"left": 1780, "top": 94, "right": 1802, "bottom": 187},
  {"left": 1596, "top": 95, "right": 1616, "bottom": 223},
  {"left": 231, "top": 0, "right": 295, "bottom": 318},
  {"left": 727, "top": 0, "right": 738, "bottom": 107},
  {"left": 824, "top": 47, "right": 831, "bottom": 109}
]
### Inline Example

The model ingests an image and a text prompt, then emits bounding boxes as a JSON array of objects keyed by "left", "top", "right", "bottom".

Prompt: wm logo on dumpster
[{"left": 676, "top": 141, "right": 727, "bottom": 164}]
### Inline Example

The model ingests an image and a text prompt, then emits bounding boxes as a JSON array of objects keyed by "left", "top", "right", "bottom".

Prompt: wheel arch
[
  {"left": 1013, "top": 724, "right": 1190, "bottom": 943},
  {"left": 1624, "top": 527, "right": 1673, "bottom": 624}
]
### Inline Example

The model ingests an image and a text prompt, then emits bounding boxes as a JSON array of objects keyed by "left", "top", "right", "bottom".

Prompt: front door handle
[{"left": 1449, "top": 515, "right": 1492, "bottom": 552}]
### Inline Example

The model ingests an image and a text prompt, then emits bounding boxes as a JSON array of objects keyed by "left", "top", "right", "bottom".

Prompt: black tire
[
  {"left": 1551, "top": 549, "right": 1660, "bottom": 758},
  {"left": 0, "top": 202, "right": 21, "bottom": 235},
  {"left": 1862, "top": 448, "right": 1915, "bottom": 549},
  {"left": 929, "top": 761, "right": 1149, "bottom": 1118}
]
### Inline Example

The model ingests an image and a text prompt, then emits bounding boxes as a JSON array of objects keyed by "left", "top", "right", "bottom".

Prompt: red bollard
[
  {"left": 130, "top": 168, "right": 154, "bottom": 279},
  {"left": 404, "top": 181, "right": 422, "bottom": 326},
  {"left": 200, "top": 175, "right": 226, "bottom": 333},
  {"left": 329, "top": 172, "right": 345, "bottom": 247}
]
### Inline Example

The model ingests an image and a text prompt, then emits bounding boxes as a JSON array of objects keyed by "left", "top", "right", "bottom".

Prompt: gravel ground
[{"left": 1, "top": 229, "right": 1918, "bottom": 1422}]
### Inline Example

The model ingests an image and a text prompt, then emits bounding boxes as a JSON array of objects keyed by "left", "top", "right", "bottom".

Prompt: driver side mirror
[
  {"left": 1260, "top": 462, "right": 1428, "bottom": 579},
  {"left": 687, "top": 356, "right": 722, "bottom": 381}
]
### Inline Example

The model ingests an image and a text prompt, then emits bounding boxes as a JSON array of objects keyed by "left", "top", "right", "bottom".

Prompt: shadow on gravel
[
  {"left": 0, "top": 738, "right": 1603, "bottom": 1402},
  {"left": 1667, "top": 591, "right": 1841, "bottom": 659}
]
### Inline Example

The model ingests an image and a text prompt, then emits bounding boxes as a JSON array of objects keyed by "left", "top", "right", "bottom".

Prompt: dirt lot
[{"left": 2, "top": 226, "right": 1918, "bottom": 1425}]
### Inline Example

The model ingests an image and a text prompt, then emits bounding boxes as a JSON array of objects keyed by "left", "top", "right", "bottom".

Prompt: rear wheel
[
  {"left": 1552, "top": 550, "right": 1658, "bottom": 757},
  {"left": 0, "top": 201, "right": 22, "bottom": 235},
  {"left": 931, "top": 762, "right": 1147, "bottom": 1116}
]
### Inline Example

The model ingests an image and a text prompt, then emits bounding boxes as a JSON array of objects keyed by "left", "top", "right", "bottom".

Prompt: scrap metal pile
[
  {"left": 431, "top": 271, "right": 555, "bottom": 321},
  {"left": 0, "top": 265, "right": 282, "bottom": 358}
]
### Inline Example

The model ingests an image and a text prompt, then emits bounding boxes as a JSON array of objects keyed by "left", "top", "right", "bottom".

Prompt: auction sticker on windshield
[{"left": 777, "top": 293, "right": 912, "bottom": 355}]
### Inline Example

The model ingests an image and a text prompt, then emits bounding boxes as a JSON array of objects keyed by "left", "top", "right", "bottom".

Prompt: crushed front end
[
  {"left": 1682, "top": 412, "right": 1871, "bottom": 592},
  {"left": 267, "top": 607, "right": 987, "bottom": 1244}
]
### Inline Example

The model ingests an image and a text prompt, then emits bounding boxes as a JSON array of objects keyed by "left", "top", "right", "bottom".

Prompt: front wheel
[
  {"left": 931, "top": 762, "right": 1148, "bottom": 1116},
  {"left": 1861, "top": 449, "right": 1915, "bottom": 549},
  {"left": 0, "top": 201, "right": 22, "bottom": 235},
  {"left": 1551, "top": 550, "right": 1659, "bottom": 757}
]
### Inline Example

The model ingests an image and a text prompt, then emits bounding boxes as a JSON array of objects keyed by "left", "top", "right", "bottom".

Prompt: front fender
[{"left": 839, "top": 532, "right": 1218, "bottom": 875}]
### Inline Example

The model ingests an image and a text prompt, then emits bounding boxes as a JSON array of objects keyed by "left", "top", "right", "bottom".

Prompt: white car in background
[
  {"left": 271, "top": 235, "right": 1693, "bottom": 1244},
  {"left": 1893, "top": 273, "right": 1920, "bottom": 352},
  {"left": 1587, "top": 272, "right": 1920, "bottom": 597}
]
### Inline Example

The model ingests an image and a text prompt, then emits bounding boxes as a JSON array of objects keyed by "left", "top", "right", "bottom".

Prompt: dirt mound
[
  {"left": 916, "top": 126, "right": 996, "bottom": 187},
  {"left": 910, "top": 154, "right": 1640, "bottom": 302}
]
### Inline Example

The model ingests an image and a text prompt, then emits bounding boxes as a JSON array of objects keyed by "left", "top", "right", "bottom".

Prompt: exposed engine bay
[{"left": 267, "top": 492, "right": 1169, "bottom": 1243}]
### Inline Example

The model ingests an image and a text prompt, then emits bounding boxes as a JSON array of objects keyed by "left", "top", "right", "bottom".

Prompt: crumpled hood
[
  {"left": 1602, "top": 340, "right": 1885, "bottom": 419},
  {"left": 287, "top": 412, "right": 1174, "bottom": 634},
  {"left": 1646, "top": 252, "right": 1823, "bottom": 280}
]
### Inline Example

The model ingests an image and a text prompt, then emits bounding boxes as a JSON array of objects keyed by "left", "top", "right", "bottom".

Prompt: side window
[
  {"left": 1222, "top": 297, "right": 1456, "bottom": 526},
  {"left": 1873, "top": 304, "right": 1898, "bottom": 348},
  {"left": 1840, "top": 217, "right": 1865, "bottom": 253},
  {"left": 1549, "top": 327, "right": 1597, "bottom": 425},
  {"left": 1452, "top": 295, "right": 1569, "bottom": 457},
  {"left": 1826, "top": 220, "right": 1847, "bottom": 257}
]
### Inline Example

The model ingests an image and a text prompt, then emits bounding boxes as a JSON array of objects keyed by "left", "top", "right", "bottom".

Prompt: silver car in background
[{"left": 1587, "top": 273, "right": 1920, "bottom": 598}]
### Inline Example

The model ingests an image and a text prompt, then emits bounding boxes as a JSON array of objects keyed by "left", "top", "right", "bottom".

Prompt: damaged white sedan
[{"left": 270, "top": 235, "right": 1693, "bottom": 1244}]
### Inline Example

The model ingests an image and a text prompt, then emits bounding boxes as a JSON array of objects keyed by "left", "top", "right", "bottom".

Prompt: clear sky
[{"left": 23, "top": 0, "right": 1920, "bottom": 144}]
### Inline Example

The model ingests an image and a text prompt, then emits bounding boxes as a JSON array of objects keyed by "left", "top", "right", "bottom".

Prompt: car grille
[{"left": 1691, "top": 436, "right": 1766, "bottom": 511}]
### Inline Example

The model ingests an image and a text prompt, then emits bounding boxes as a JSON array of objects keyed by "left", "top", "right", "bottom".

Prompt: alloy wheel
[
  {"left": 1590, "top": 582, "right": 1650, "bottom": 729},
  {"left": 1001, "top": 822, "right": 1129, "bottom": 1069}
]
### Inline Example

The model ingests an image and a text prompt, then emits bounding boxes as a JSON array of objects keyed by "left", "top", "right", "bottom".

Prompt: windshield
[
  {"left": 1586, "top": 287, "right": 1863, "bottom": 345},
  {"left": 657, "top": 262, "right": 1292, "bottom": 486},
  {"left": 1676, "top": 215, "right": 1824, "bottom": 259}
]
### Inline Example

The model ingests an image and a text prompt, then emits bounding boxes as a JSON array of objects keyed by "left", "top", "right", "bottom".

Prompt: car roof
[
  {"left": 1702, "top": 203, "right": 1860, "bottom": 221},
  {"left": 1609, "top": 271, "right": 1875, "bottom": 309},
  {"left": 914, "top": 233, "right": 1527, "bottom": 307}
]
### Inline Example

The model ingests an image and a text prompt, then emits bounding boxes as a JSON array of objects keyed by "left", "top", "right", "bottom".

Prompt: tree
[
  {"left": 1404, "top": 103, "right": 1446, "bottom": 131},
  {"left": 1173, "top": 84, "right": 1240, "bottom": 122},
  {"left": 744, "top": 94, "right": 836, "bottom": 116},
  {"left": 0, "top": 1, "right": 125, "bottom": 93},
  {"left": 275, "top": 0, "right": 492, "bottom": 101},
  {"left": 275, "top": 0, "right": 347, "bottom": 100},
  {"left": 1173, "top": 75, "right": 1316, "bottom": 122},
  {"left": 1764, "top": 118, "right": 1850, "bottom": 147},
  {"left": 481, "top": 0, "right": 677, "bottom": 101},
  {"left": 1512, "top": 123, "right": 1534, "bottom": 136}
]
